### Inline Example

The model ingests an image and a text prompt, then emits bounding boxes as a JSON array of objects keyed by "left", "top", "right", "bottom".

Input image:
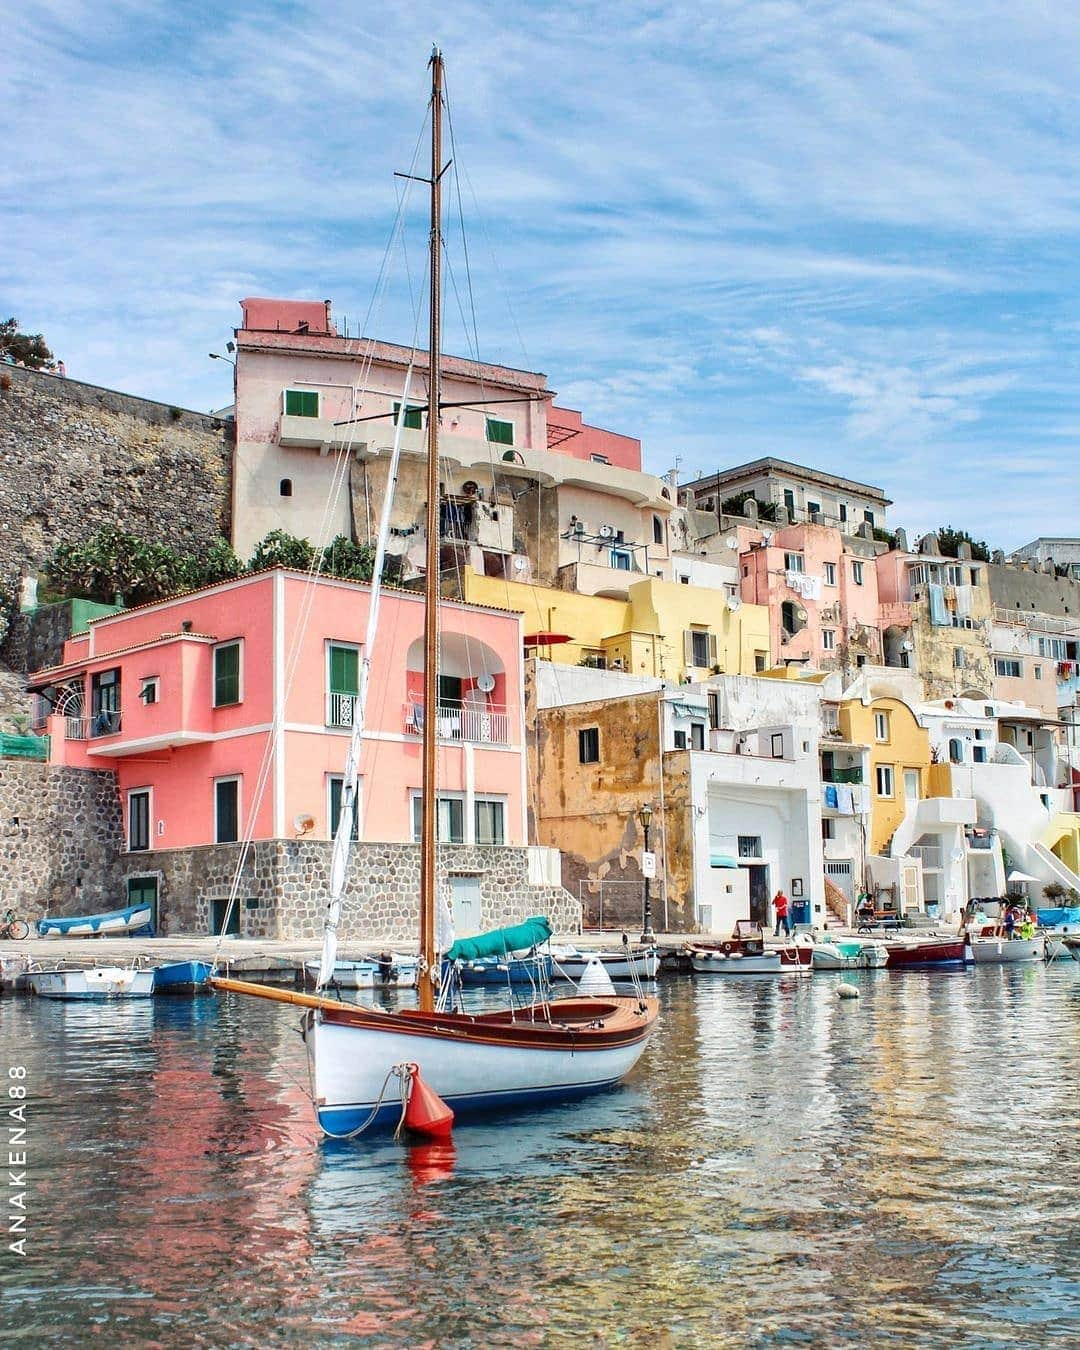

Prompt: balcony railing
[
  {"left": 911, "top": 844, "right": 943, "bottom": 869},
  {"left": 327, "top": 692, "right": 359, "bottom": 728},
  {"left": 823, "top": 766, "right": 863, "bottom": 784},
  {"left": 67, "top": 711, "right": 122, "bottom": 741},
  {"left": 403, "top": 701, "right": 512, "bottom": 745}
]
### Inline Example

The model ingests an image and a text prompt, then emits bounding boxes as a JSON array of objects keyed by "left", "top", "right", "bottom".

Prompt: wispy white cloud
[{"left": 4, "top": 0, "right": 1080, "bottom": 546}]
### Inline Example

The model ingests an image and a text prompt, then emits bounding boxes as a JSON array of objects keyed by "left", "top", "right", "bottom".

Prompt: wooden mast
[{"left": 418, "top": 48, "right": 444, "bottom": 1013}]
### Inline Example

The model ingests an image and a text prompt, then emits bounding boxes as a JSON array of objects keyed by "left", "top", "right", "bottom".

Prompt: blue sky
[{"left": 5, "top": 1, "right": 1080, "bottom": 550}]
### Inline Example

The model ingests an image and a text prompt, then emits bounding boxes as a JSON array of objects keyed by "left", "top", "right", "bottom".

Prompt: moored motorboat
[
  {"left": 689, "top": 919, "right": 811, "bottom": 975},
  {"left": 810, "top": 938, "right": 889, "bottom": 970},
  {"left": 153, "top": 960, "right": 214, "bottom": 993},
  {"left": 303, "top": 954, "right": 419, "bottom": 990},
  {"left": 882, "top": 937, "right": 967, "bottom": 968},
  {"left": 450, "top": 952, "right": 553, "bottom": 986},
  {"left": 550, "top": 945, "right": 660, "bottom": 981},
  {"left": 28, "top": 965, "right": 155, "bottom": 999},
  {"left": 36, "top": 903, "right": 153, "bottom": 938},
  {"left": 966, "top": 934, "right": 1045, "bottom": 964}
]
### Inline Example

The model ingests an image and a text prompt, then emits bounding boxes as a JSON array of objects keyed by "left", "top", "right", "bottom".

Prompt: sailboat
[{"left": 214, "top": 49, "right": 658, "bottom": 1138}]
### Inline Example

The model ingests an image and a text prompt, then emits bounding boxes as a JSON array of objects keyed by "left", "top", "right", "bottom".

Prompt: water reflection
[{"left": 1, "top": 966, "right": 1078, "bottom": 1344}]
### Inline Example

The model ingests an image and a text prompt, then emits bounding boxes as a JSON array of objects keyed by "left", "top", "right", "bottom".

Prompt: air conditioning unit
[{"left": 597, "top": 524, "right": 615, "bottom": 539}]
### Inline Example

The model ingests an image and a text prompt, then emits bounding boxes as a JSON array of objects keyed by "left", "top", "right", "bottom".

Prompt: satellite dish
[
  {"left": 512, "top": 557, "right": 529, "bottom": 572},
  {"left": 726, "top": 594, "right": 742, "bottom": 612},
  {"left": 293, "top": 813, "right": 315, "bottom": 837},
  {"left": 724, "top": 535, "right": 738, "bottom": 550},
  {"left": 901, "top": 639, "right": 914, "bottom": 652},
  {"left": 476, "top": 673, "right": 496, "bottom": 693},
  {"left": 598, "top": 524, "right": 614, "bottom": 539},
  {"left": 761, "top": 530, "right": 774, "bottom": 545},
  {"left": 796, "top": 606, "right": 808, "bottom": 622}
]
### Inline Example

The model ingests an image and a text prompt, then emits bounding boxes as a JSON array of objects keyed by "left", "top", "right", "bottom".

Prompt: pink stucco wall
[
  {"left": 37, "top": 570, "right": 526, "bottom": 851},
  {"left": 545, "top": 405, "right": 642, "bottom": 471},
  {"left": 739, "top": 524, "right": 901, "bottom": 667}
]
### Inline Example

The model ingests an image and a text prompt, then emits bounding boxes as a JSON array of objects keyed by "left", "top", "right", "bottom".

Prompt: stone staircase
[{"left": 823, "top": 876, "right": 850, "bottom": 926}]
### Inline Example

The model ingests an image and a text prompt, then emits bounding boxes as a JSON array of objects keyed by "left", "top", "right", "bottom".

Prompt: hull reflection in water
[{"left": 304, "top": 996, "right": 657, "bottom": 1136}]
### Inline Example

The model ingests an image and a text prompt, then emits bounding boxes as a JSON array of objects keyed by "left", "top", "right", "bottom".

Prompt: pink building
[
  {"left": 739, "top": 522, "right": 914, "bottom": 674},
  {"left": 31, "top": 569, "right": 528, "bottom": 857}
]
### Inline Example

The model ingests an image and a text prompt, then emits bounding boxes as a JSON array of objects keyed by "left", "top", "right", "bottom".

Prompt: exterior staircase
[{"left": 823, "top": 876, "right": 850, "bottom": 927}]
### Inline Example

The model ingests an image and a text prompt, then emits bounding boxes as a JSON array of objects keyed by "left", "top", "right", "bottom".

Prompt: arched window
[
  {"left": 279, "top": 478, "right": 293, "bottom": 497},
  {"left": 948, "top": 737, "right": 963, "bottom": 764},
  {"left": 653, "top": 515, "right": 664, "bottom": 545}
]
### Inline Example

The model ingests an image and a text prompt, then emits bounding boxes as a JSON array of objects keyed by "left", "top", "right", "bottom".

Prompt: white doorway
[
  {"left": 449, "top": 874, "right": 481, "bottom": 936},
  {"left": 904, "top": 769, "right": 920, "bottom": 806}
]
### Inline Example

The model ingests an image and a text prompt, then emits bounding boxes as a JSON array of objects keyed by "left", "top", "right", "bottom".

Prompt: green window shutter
[
  {"left": 486, "top": 417, "right": 513, "bottom": 446},
  {"left": 330, "top": 778, "right": 359, "bottom": 840},
  {"left": 393, "top": 402, "right": 423, "bottom": 430},
  {"left": 329, "top": 645, "right": 359, "bottom": 695},
  {"left": 285, "top": 389, "right": 319, "bottom": 417},
  {"left": 214, "top": 643, "right": 241, "bottom": 706}
]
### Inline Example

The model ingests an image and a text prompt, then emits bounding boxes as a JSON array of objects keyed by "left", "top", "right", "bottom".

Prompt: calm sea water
[{"left": 2, "top": 965, "right": 1078, "bottom": 1347}]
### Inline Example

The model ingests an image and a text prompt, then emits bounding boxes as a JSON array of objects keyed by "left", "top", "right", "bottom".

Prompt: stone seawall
[
  {"left": 0, "top": 760, "right": 124, "bottom": 915},
  {"left": 0, "top": 364, "right": 233, "bottom": 663},
  {"left": 118, "top": 839, "right": 581, "bottom": 941}
]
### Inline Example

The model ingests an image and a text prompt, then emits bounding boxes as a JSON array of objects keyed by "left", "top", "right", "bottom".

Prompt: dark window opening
[
  {"left": 279, "top": 478, "right": 293, "bottom": 497},
  {"left": 578, "top": 727, "right": 600, "bottom": 764}
]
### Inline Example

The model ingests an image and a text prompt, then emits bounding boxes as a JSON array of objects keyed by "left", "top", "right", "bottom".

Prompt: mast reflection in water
[{"left": 2, "top": 968, "right": 1077, "bottom": 1344}]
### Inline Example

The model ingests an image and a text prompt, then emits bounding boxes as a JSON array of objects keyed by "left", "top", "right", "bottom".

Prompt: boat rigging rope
[{"left": 318, "top": 1063, "right": 412, "bottom": 1142}]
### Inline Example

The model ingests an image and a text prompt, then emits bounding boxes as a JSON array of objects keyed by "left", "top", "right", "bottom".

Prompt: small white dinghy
[
  {"left": 811, "top": 938, "right": 889, "bottom": 970},
  {"left": 303, "top": 955, "right": 419, "bottom": 990},
  {"left": 27, "top": 965, "right": 155, "bottom": 1000},
  {"left": 967, "top": 934, "right": 1045, "bottom": 964},
  {"left": 551, "top": 945, "right": 660, "bottom": 981}
]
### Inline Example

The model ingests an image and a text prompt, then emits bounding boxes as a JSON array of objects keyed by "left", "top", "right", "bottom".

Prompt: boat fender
[
  {"left": 837, "top": 983, "right": 860, "bottom": 1000},
  {"left": 402, "top": 1062, "right": 454, "bottom": 1139},
  {"left": 722, "top": 942, "right": 733, "bottom": 955}
]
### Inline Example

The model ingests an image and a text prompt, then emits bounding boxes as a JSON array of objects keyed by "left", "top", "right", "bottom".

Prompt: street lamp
[
  {"left": 638, "top": 801, "right": 655, "bottom": 942},
  {"left": 208, "top": 352, "right": 236, "bottom": 367}
]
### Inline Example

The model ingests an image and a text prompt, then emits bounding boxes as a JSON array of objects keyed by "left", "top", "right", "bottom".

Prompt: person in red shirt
[{"left": 773, "top": 889, "right": 791, "bottom": 937}]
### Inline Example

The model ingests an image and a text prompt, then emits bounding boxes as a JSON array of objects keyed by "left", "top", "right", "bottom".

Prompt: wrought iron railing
[
  {"left": 403, "top": 701, "right": 512, "bottom": 745},
  {"left": 327, "top": 692, "right": 358, "bottom": 728}
]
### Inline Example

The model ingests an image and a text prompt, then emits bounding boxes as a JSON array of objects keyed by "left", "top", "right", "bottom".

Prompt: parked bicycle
[{"left": 0, "top": 908, "right": 30, "bottom": 940}]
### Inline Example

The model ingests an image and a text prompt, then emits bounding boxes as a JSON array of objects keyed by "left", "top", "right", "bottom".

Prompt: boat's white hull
[
  {"left": 552, "top": 949, "right": 660, "bottom": 981},
  {"left": 305, "top": 1009, "right": 652, "bottom": 1136},
  {"left": 37, "top": 905, "right": 153, "bottom": 937},
  {"left": 28, "top": 967, "right": 155, "bottom": 999},
  {"left": 968, "top": 936, "right": 1045, "bottom": 965},
  {"left": 811, "top": 942, "right": 889, "bottom": 970},
  {"left": 691, "top": 950, "right": 810, "bottom": 975}
]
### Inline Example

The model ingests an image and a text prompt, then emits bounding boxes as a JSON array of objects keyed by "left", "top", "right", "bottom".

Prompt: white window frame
[
  {"left": 410, "top": 791, "right": 466, "bottom": 845},
  {"left": 784, "top": 552, "right": 805, "bottom": 573},
  {"left": 213, "top": 775, "right": 242, "bottom": 844},
  {"left": 690, "top": 629, "right": 711, "bottom": 668},
  {"left": 327, "top": 774, "right": 362, "bottom": 841},
  {"left": 325, "top": 639, "right": 362, "bottom": 728},
  {"left": 874, "top": 711, "right": 889, "bottom": 742},
  {"left": 822, "top": 629, "right": 836, "bottom": 651},
  {"left": 127, "top": 786, "right": 152, "bottom": 852},
  {"left": 994, "top": 657, "right": 1022, "bottom": 678},
  {"left": 610, "top": 548, "right": 632, "bottom": 571},
  {"left": 852, "top": 561, "right": 864, "bottom": 586},
  {"left": 212, "top": 639, "right": 244, "bottom": 708},
  {"left": 139, "top": 676, "right": 159, "bottom": 706},
  {"left": 875, "top": 764, "right": 894, "bottom": 798},
  {"left": 474, "top": 796, "right": 507, "bottom": 847},
  {"left": 589, "top": 453, "right": 610, "bottom": 464},
  {"left": 943, "top": 564, "right": 963, "bottom": 586},
  {"left": 823, "top": 562, "right": 837, "bottom": 586}
]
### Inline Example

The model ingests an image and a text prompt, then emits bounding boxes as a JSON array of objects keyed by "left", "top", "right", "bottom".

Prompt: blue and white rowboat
[
  {"left": 37, "top": 903, "right": 154, "bottom": 937},
  {"left": 153, "top": 960, "right": 214, "bottom": 992}
]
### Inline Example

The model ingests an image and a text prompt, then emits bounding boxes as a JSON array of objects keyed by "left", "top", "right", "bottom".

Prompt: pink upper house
[
  {"left": 739, "top": 522, "right": 913, "bottom": 672},
  {"left": 31, "top": 570, "right": 527, "bottom": 855}
]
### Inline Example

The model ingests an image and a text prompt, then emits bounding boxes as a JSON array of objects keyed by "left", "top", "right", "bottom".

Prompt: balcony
[
  {"left": 911, "top": 843, "right": 943, "bottom": 870},
  {"left": 403, "top": 701, "right": 512, "bottom": 745},
  {"left": 824, "top": 765, "right": 863, "bottom": 784},
  {"left": 67, "top": 710, "right": 123, "bottom": 742},
  {"left": 327, "top": 692, "right": 358, "bottom": 729}
]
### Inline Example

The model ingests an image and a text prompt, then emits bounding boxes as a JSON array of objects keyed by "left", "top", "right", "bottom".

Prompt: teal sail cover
[{"left": 444, "top": 916, "right": 552, "bottom": 962}]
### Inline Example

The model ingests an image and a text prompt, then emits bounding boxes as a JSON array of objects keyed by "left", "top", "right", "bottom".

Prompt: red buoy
[{"left": 402, "top": 1062, "right": 454, "bottom": 1139}]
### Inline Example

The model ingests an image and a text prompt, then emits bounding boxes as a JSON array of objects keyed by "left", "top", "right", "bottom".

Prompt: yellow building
[
  {"left": 463, "top": 567, "right": 770, "bottom": 681},
  {"left": 1045, "top": 813, "right": 1080, "bottom": 878},
  {"left": 838, "top": 696, "right": 931, "bottom": 854}
]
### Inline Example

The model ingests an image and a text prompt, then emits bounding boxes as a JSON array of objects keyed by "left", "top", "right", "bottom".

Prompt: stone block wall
[
  {"left": 116, "top": 838, "right": 581, "bottom": 940},
  {"left": 0, "top": 760, "right": 123, "bottom": 917},
  {"left": 0, "top": 365, "right": 233, "bottom": 662}
]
